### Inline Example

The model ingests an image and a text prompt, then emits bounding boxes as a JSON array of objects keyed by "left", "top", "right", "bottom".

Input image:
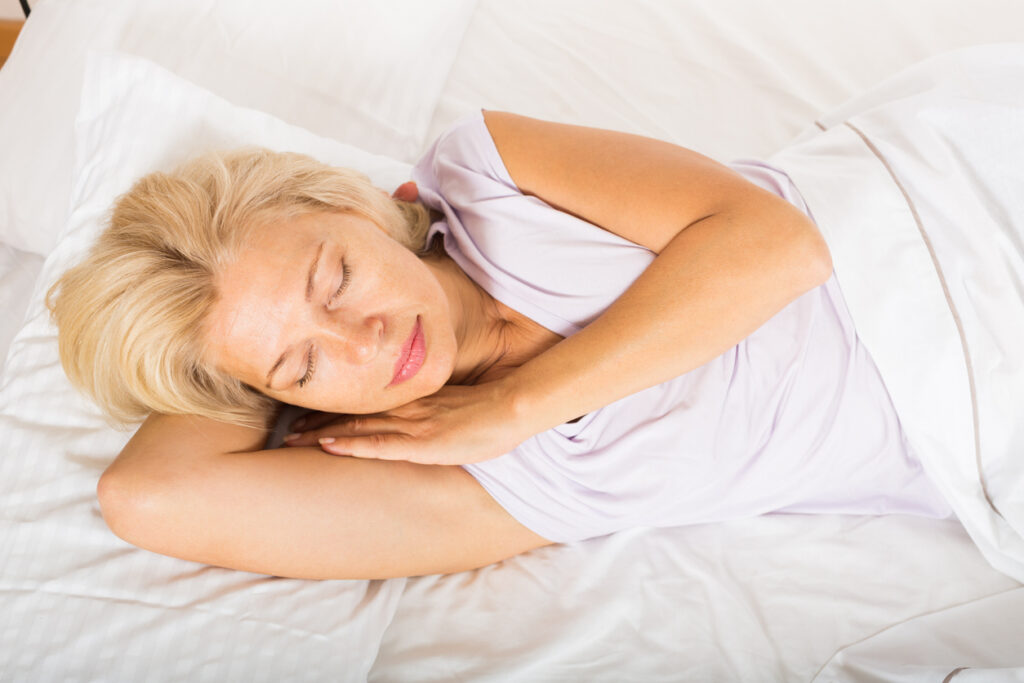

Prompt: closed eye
[
  {"left": 297, "top": 262, "right": 349, "bottom": 389},
  {"left": 297, "top": 346, "right": 316, "bottom": 388},
  {"left": 329, "top": 262, "right": 352, "bottom": 303}
]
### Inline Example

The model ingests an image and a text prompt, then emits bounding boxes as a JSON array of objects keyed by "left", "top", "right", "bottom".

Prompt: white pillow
[
  {"left": 0, "top": 52, "right": 419, "bottom": 682},
  {"left": 0, "top": 0, "right": 475, "bottom": 256},
  {"left": 0, "top": 244, "right": 43, "bottom": 371}
]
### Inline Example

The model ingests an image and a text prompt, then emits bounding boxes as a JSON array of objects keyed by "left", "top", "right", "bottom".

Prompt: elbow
[
  {"left": 97, "top": 453, "right": 230, "bottom": 568},
  {"left": 789, "top": 215, "right": 833, "bottom": 292},
  {"left": 96, "top": 463, "right": 165, "bottom": 550},
  {"left": 805, "top": 228, "right": 834, "bottom": 289}
]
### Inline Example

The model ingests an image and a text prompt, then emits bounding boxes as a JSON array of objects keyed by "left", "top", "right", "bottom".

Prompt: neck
[{"left": 421, "top": 251, "right": 516, "bottom": 385}]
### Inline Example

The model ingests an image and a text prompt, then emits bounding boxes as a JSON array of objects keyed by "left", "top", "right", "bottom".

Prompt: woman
[{"left": 48, "top": 96, "right": 966, "bottom": 579}]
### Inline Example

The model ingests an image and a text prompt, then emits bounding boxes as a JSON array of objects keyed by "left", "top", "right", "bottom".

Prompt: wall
[{"left": 0, "top": 0, "right": 24, "bottom": 21}]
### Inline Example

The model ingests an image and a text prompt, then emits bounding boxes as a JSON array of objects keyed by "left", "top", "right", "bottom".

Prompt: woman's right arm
[{"left": 98, "top": 412, "right": 551, "bottom": 579}]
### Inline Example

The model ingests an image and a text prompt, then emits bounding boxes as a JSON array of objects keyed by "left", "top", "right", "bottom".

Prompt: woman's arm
[
  {"left": 98, "top": 412, "right": 551, "bottom": 579},
  {"left": 300, "top": 111, "right": 832, "bottom": 464},
  {"left": 484, "top": 110, "right": 833, "bottom": 434}
]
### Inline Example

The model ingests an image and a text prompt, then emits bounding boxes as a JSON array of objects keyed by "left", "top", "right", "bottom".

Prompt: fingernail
[
  {"left": 292, "top": 417, "right": 307, "bottom": 430},
  {"left": 283, "top": 433, "right": 300, "bottom": 442},
  {"left": 319, "top": 437, "right": 335, "bottom": 445}
]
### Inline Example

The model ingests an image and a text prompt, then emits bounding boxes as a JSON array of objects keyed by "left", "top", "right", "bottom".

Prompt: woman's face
[{"left": 204, "top": 210, "right": 458, "bottom": 414}]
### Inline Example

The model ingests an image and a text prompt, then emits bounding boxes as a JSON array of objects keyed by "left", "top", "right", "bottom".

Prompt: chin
[{"left": 411, "top": 371, "right": 447, "bottom": 401}]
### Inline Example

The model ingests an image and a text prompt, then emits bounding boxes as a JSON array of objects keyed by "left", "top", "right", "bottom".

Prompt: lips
[{"left": 389, "top": 316, "right": 425, "bottom": 386}]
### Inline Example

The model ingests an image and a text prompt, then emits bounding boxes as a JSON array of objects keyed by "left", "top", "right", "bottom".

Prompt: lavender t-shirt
[{"left": 410, "top": 111, "right": 951, "bottom": 543}]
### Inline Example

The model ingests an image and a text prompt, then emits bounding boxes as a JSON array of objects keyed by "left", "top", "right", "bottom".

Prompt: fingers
[
  {"left": 285, "top": 422, "right": 430, "bottom": 464},
  {"left": 391, "top": 181, "right": 418, "bottom": 202},
  {"left": 318, "top": 432, "right": 416, "bottom": 461},
  {"left": 283, "top": 415, "right": 404, "bottom": 447}
]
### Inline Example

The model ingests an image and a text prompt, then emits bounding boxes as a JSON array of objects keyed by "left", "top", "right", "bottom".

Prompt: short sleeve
[
  {"left": 410, "top": 110, "right": 656, "bottom": 338},
  {"left": 406, "top": 116, "right": 936, "bottom": 545}
]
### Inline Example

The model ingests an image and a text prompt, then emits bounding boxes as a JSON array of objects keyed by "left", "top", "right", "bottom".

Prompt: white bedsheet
[
  {"left": 374, "top": 518, "right": 1018, "bottom": 681},
  {"left": 2, "top": 1, "right": 1024, "bottom": 681}
]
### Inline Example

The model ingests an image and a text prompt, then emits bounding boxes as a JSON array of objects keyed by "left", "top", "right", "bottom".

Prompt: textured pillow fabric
[
  {"left": 0, "top": 51, "right": 416, "bottom": 682},
  {"left": 0, "top": 0, "right": 475, "bottom": 255},
  {"left": 0, "top": 244, "right": 43, "bottom": 373}
]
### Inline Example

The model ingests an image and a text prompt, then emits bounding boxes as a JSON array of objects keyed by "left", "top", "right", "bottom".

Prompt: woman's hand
[
  {"left": 391, "top": 181, "right": 418, "bottom": 202},
  {"left": 286, "top": 179, "right": 535, "bottom": 466},
  {"left": 283, "top": 379, "right": 535, "bottom": 465}
]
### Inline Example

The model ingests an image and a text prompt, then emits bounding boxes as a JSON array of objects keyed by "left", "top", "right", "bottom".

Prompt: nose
[{"left": 321, "top": 310, "right": 384, "bottom": 365}]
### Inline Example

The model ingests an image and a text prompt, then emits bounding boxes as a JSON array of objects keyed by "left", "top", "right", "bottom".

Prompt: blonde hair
[{"left": 47, "top": 148, "right": 431, "bottom": 427}]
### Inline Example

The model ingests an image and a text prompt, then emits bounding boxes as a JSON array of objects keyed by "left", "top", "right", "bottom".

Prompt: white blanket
[{"left": 772, "top": 43, "right": 1024, "bottom": 583}]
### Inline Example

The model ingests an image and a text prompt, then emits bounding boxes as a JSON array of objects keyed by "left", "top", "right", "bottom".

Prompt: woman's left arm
[
  {"left": 295, "top": 111, "right": 832, "bottom": 463},
  {"left": 482, "top": 110, "right": 832, "bottom": 425}
]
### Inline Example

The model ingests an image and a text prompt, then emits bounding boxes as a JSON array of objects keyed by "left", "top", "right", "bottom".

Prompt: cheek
[{"left": 425, "top": 321, "right": 458, "bottom": 386}]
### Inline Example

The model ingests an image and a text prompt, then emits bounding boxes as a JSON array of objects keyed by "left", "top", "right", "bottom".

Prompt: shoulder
[{"left": 415, "top": 110, "right": 517, "bottom": 192}]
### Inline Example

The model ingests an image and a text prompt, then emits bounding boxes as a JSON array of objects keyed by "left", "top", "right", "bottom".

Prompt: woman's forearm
[
  {"left": 481, "top": 110, "right": 832, "bottom": 437},
  {"left": 503, "top": 203, "right": 832, "bottom": 436},
  {"left": 99, "top": 413, "right": 548, "bottom": 578},
  {"left": 292, "top": 112, "right": 832, "bottom": 466}
]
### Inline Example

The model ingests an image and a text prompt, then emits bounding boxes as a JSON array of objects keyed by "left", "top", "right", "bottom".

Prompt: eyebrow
[
  {"left": 305, "top": 241, "right": 325, "bottom": 302},
  {"left": 264, "top": 241, "right": 324, "bottom": 389}
]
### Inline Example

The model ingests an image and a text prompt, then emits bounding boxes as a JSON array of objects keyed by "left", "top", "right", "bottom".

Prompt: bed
[{"left": 1, "top": 1, "right": 1023, "bottom": 680}]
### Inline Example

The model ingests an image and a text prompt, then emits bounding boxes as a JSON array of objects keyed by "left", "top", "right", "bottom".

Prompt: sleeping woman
[{"left": 49, "top": 90, "right": 985, "bottom": 579}]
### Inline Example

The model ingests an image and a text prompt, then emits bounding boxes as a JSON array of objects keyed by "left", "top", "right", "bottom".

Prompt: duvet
[{"left": 773, "top": 43, "right": 1024, "bottom": 582}]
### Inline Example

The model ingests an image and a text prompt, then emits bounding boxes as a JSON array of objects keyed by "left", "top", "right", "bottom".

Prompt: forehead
[
  {"left": 203, "top": 218, "right": 321, "bottom": 381},
  {"left": 241, "top": 208, "right": 381, "bottom": 252},
  {"left": 221, "top": 214, "right": 325, "bottom": 304},
  {"left": 244, "top": 209, "right": 329, "bottom": 249},
  {"left": 202, "top": 210, "right": 389, "bottom": 384}
]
